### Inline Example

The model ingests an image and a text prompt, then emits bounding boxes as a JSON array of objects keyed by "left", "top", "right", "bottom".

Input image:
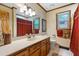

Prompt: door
[{"left": 41, "top": 45, "right": 47, "bottom": 56}]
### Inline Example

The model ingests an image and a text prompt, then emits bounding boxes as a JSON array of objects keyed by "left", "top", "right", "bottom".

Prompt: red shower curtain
[{"left": 70, "top": 4, "right": 79, "bottom": 56}]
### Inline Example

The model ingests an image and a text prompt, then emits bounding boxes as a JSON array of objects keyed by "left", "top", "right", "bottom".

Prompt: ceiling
[
  {"left": 2, "top": 3, "right": 42, "bottom": 18},
  {"left": 39, "top": 3, "right": 72, "bottom": 11},
  {"left": 1, "top": 3, "right": 75, "bottom": 18}
]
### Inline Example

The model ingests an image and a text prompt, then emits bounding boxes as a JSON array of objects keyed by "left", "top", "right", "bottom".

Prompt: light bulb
[
  {"left": 23, "top": 5, "right": 27, "bottom": 11},
  {"left": 28, "top": 8, "right": 32, "bottom": 14},
  {"left": 25, "top": 11, "right": 29, "bottom": 15},
  {"left": 32, "top": 11, "right": 36, "bottom": 16},
  {"left": 29, "top": 12, "right": 33, "bottom": 16},
  {"left": 20, "top": 8, "right": 24, "bottom": 12}
]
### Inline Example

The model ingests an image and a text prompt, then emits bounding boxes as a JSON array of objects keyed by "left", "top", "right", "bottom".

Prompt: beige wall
[{"left": 46, "top": 4, "right": 78, "bottom": 36}]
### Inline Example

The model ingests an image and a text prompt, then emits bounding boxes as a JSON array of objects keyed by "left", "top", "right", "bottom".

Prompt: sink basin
[
  {"left": 26, "top": 37, "right": 36, "bottom": 41},
  {"left": 26, "top": 35, "right": 45, "bottom": 41}
]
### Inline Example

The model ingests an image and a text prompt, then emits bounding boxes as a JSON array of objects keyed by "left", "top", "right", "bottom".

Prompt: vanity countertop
[{"left": 0, "top": 35, "right": 49, "bottom": 56}]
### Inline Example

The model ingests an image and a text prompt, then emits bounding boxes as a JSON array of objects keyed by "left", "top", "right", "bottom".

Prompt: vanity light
[
  {"left": 32, "top": 11, "right": 36, "bottom": 16},
  {"left": 20, "top": 7, "right": 24, "bottom": 12},
  {"left": 17, "top": 3, "right": 36, "bottom": 17}
]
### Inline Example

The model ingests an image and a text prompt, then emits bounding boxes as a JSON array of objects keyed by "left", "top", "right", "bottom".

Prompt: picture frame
[
  {"left": 33, "top": 18, "right": 40, "bottom": 30},
  {"left": 42, "top": 19, "right": 46, "bottom": 32},
  {"left": 56, "top": 10, "right": 71, "bottom": 30}
]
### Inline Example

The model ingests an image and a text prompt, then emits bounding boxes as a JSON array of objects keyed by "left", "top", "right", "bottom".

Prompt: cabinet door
[
  {"left": 46, "top": 38, "right": 50, "bottom": 54},
  {"left": 25, "top": 49, "right": 29, "bottom": 56},
  {"left": 30, "top": 49, "right": 40, "bottom": 56},
  {"left": 47, "top": 42, "right": 50, "bottom": 54},
  {"left": 16, "top": 51, "right": 25, "bottom": 56},
  {"left": 41, "top": 45, "right": 47, "bottom": 56},
  {"left": 16, "top": 48, "right": 29, "bottom": 56}
]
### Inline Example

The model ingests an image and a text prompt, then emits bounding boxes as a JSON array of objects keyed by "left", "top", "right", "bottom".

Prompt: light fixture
[
  {"left": 17, "top": 3, "right": 36, "bottom": 17},
  {"left": 32, "top": 11, "right": 36, "bottom": 15}
]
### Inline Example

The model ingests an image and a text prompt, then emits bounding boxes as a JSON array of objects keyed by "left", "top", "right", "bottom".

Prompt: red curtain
[
  {"left": 17, "top": 18, "right": 32, "bottom": 36},
  {"left": 70, "top": 4, "right": 79, "bottom": 56}
]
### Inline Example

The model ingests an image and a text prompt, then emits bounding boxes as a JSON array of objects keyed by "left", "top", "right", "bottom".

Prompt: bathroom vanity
[{"left": 0, "top": 35, "right": 50, "bottom": 56}]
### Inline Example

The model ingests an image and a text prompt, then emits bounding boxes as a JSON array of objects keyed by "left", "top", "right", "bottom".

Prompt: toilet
[{"left": 50, "top": 35, "right": 57, "bottom": 49}]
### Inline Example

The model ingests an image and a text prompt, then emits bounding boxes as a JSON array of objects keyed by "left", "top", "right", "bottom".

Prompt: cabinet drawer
[
  {"left": 41, "top": 45, "right": 47, "bottom": 56},
  {"left": 25, "top": 49, "right": 29, "bottom": 56},
  {"left": 29, "top": 42, "right": 40, "bottom": 54}
]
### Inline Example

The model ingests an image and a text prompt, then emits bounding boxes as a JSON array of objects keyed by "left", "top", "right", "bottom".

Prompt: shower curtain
[
  {"left": 0, "top": 10, "right": 11, "bottom": 45},
  {"left": 70, "top": 4, "right": 79, "bottom": 56}
]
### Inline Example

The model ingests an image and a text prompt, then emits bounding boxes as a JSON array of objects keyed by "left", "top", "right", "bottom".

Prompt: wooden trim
[
  {"left": 37, "top": 3, "right": 75, "bottom": 12},
  {"left": 59, "top": 46, "right": 69, "bottom": 50},
  {"left": 0, "top": 3, "right": 12, "bottom": 9},
  {"left": 16, "top": 14, "right": 29, "bottom": 18},
  {"left": 12, "top": 7, "right": 15, "bottom": 37},
  {"left": 33, "top": 18, "right": 40, "bottom": 30},
  {"left": 37, "top": 3, "right": 47, "bottom": 12},
  {"left": 48, "top": 3, "right": 75, "bottom": 12},
  {"left": 0, "top": 3, "right": 17, "bottom": 9},
  {"left": 12, "top": 7, "right": 17, "bottom": 9}
]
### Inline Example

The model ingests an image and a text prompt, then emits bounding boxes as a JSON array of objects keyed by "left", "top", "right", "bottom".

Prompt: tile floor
[{"left": 48, "top": 43, "right": 73, "bottom": 56}]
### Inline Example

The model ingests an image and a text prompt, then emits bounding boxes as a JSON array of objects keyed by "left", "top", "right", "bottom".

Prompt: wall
[{"left": 46, "top": 4, "right": 78, "bottom": 47}]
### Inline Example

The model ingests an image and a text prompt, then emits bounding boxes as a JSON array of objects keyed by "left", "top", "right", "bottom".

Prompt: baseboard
[{"left": 59, "top": 46, "right": 69, "bottom": 50}]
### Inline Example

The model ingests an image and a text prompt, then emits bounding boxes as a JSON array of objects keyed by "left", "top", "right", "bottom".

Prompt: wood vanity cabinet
[
  {"left": 41, "top": 45, "right": 47, "bottom": 56},
  {"left": 46, "top": 38, "right": 50, "bottom": 54},
  {"left": 40, "top": 39, "right": 47, "bottom": 56},
  {"left": 9, "top": 37, "right": 50, "bottom": 56},
  {"left": 10, "top": 48, "right": 29, "bottom": 56},
  {"left": 30, "top": 49, "right": 40, "bottom": 56},
  {"left": 16, "top": 51, "right": 26, "bottom": 56},
  {"left": 29, "top": 42, "right": 41, "bottom": 56}
]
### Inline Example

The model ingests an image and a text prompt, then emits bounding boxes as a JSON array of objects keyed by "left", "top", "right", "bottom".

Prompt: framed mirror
[
  {"left": 42, "top": 19, "right": 46, "bottom": 32},
  {"left": 56, "top": 10, "right": 71, "bottom": 30},
  {"left": 33, "top": 18, "right": 40, "bottom": 30}
]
